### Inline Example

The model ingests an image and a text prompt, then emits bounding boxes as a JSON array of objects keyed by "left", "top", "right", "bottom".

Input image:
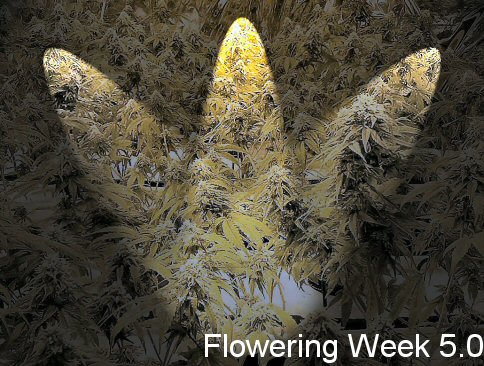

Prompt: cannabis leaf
[
  {"left": 3, "top": 1, "right": 483, "bottom": 365},
  {"left": 42, "top": 15, "right": 441, "bottom": 344}
]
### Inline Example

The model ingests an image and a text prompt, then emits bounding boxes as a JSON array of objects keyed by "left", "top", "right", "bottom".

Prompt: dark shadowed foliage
[{"left": 0, "top": 1, "right": 483, "bottom": 365}]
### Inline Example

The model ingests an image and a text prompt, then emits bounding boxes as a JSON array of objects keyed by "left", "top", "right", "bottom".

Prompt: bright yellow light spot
[
  {"left": 43, "top": 48, "right": 160, "bottom": 149},
  {"left": 213, "top": 17, "right": 273, "bottom": 90},
  {"left": 43, "top": 48, "right": 121, "bottom": 97},
  {"left": 370, "top": 47, "right": 441, "bottom": 107},
  {"left": 205, "top": 17, "right": 283, "bottom": 155}
]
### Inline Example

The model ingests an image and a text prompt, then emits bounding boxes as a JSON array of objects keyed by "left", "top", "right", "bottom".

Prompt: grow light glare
[{"left": 212, "top": 17, "right": 274, "bottom": 90}]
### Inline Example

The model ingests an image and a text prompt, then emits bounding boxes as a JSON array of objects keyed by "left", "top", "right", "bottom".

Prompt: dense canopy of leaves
[{"left": 0, "top": 0, "right": 483, "bottom": 365}]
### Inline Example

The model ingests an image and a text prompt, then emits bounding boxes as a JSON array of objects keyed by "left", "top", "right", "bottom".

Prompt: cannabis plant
[{"left": 0, "top": 0, "right": 482, "bottom": 365}]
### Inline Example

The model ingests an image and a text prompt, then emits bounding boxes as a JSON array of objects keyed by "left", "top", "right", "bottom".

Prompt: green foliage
[{"left": 0, "top": 0, "right": 483, "bottom": 365}]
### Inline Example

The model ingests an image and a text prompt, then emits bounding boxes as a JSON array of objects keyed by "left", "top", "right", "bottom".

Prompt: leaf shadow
[{"left": 1, "top": 0, "right": 482, "bottom": 364}]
